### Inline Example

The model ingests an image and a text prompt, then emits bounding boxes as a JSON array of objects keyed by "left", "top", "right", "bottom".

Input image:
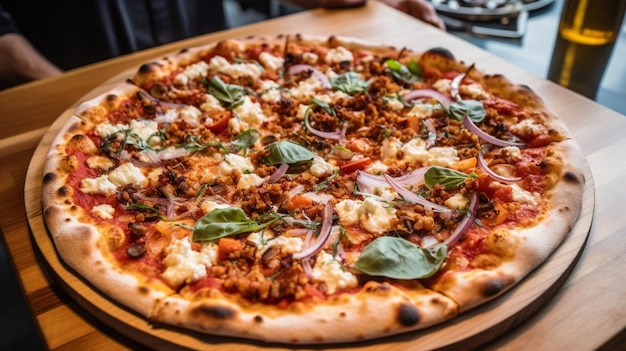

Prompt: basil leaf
[
  {"left": 263, "top": 140, "right": 315, "bottom": 169},
  {"left": 208, "top": 76, "right": 246, "bottom": 106},
  {"left": 331, "top": 71, "right": 371, "bottom": 95},
  {"left": 311, "top": 96, "right": 336, "bottom": 116},
  {"left": 385, "top": 59, "right": 423, "bottom": 84},
  {"left": 449, "top": 99, "right": 486, "bottom": 122},
  {"left": 231, "top": 128, "right": 259, "bottom": 154},
  {"left": 192, "top": 207, "right": 277, "bottom": 242},
  {"left": 424, "top": 166, "right": 476, "bottom": 190},
  {"left": 354, "top": 236, "right": 447, "bottom": 279},
  {"left": 126, "top": 203, "right": 163, "bottom": 219}
]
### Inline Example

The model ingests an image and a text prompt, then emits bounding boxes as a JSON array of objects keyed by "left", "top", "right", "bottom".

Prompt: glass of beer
[{"left": 547, "top": 0, "right": 626, "bottom": 99}]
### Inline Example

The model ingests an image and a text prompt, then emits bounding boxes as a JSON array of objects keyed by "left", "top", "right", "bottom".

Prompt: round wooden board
[{"left": 24, "top": 66, "right": 595, "bottom": 351}]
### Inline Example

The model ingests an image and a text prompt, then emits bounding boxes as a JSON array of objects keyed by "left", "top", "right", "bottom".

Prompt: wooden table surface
[{"left": 1, "top": 2, "right": 625, "bottom": 350}]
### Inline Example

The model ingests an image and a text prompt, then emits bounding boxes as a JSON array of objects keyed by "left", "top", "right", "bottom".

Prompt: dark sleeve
[{"left": 0, "top": 7, "right": 19, "bottom": 36}]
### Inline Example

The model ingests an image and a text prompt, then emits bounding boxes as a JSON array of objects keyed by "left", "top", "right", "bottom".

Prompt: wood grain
[{"left": 2, "top": 2, "right": 626, "bottom": 350}]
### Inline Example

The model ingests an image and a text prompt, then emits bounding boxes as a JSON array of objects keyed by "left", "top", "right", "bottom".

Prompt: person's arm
[
  {"left": 280, "top": 0, "right": 445, "bottom": 29},
  {"left": 0, "top": 33, "right": 62, "bottom": 89},
  {"left": 0, "top": 8, "right": 62, "bottom": 89}
]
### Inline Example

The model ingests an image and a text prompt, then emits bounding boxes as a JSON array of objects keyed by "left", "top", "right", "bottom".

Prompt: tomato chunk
[{"left": 339, "top": 158, "right": 371, "bottom": 175}]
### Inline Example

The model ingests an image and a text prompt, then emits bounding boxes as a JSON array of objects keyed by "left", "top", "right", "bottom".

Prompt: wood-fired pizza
[{"left": 41, "top": 34, "right": 585, "bottom": 344}]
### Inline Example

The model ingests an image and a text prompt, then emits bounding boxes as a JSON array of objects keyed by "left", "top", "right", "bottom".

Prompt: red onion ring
[
  {"left": 293, "top": 201, "right": 333, "bottom": 260},
  {"left": 424, "top": 118, "right": 437, "bottom": 149},
  {"left": 477, "top": 149, "right": 521, "bottom": 183},
  {"left": 402, "top": 88, "right": 454, "bottom": 110},
  {"left": 356, "top": 168, "right": 430, "bottom": 195},
  {"left": 304, "top": 114, "right": 343, "bottom": 141},
  {"left": 138, "top": 90, "right": 189, "bottom": 109},
  {"left": 463, "top": 116, "right": 526, "bottom": 148},
  {"left": 443, "top": 193, "right": 478, "bottom": 247},
  {"left": 288, "top": 64, "right": 332, "bottom": 89},
  {"left": 383, "top": 174, "right": 451, "bottom": 213},
  {"left": 267, "top": 163, "right": 289, "bottom": 183},
  {"left": 450, "top": 73, "right": 465, "bottom": 101}
]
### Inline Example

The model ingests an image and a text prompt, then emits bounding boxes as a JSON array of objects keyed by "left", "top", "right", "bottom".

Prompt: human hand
[{"left": 378, "top": 0, "right": 446, "bottom": 30}]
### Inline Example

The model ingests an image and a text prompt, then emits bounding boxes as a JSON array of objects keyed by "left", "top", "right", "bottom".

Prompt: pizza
[{"left": 41, "top": 34, "right": 585, "bottom": 344}]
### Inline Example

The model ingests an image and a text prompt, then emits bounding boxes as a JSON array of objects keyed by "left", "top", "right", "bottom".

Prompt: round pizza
[{"left": 41, "top": 34, "right": 585, "bottom": 344}]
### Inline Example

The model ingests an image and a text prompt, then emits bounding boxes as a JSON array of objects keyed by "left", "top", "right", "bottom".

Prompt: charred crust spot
[
  {"left": 194, "top": 305, "right": 236, "bottom": 320},
  {"left": 563, "top": 171, "right": 581, "bottom": 184},
  {"left": 520, "top": 84, "right": 533, "bottom": 92},
  {"left": 57, "top": 186, "right": 69, "bottom": 197},
  {"left": 137, "top": 286, "right": 150, "bottom": 295},
  {"left": 138, "top": 62, "right": 161, "bottom": 74},
  {"left": 105, "top": 94, "right": 118, "bottom": 103},
  {"left": 396, "top": 303, "right": 420, "bottom": 327},
  {"left": 424, "top": 47, "right": 455, "bottom": 60},
  {"left": 253, "top": 315, "right": 263, "bottom": 323},
  {"left": 364, "top": 281, "right": 392, "bottom": 293},
  {"left": 70, "top": 134, "right": 87, "bottom": 142},
  {"left": 483, "top": 279, "right": 505, "bottom": 297},
  {"left": 43, "top": 172, "right": 56, "bottom": 183},
  {"left": 559, "top": 206, "right": 571, "bottom": 213},
  {"left": 339, "top": 311, "right": 346, "bottom": 317},
  {"left": 178, "top": 48, "right": 189, "bottom": 54}
]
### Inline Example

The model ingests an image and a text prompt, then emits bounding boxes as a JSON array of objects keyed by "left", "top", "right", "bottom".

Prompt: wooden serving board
[{"left": 24, "top": 67, "right": 595, "bottom": 351}]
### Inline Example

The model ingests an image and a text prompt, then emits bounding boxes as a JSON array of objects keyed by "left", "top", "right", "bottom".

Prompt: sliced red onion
[
  {"left": 356, "top": 168, "right": 430, "bottom": 194},
  {"left": 478, "top": 149, "right": 521, "bottom": 183},
  {"left": 383, "top": 174, "right": 451, "bottom": 213},
  {"left": 138, "top": 90, "right": 189, "bottom": 109},
  {"left": 424, "top": 118, "right": 437, "bottom": 149},
  {"left": 288, "top": 64, "right": 332, "bottom": 89},
  {"left": 302, "top": 257, "right": 313, "bottom": 277},
  {"left": 356, "top": 171, "right": 390, "bottom": 193},
  {"left": 293, "top": 201, "right": 333, "bottom": 260},
  {"left": 287, "top": 185, "right": 305, "bottom": 199},
  {"left": 267, "top": 163, "right": 289, "bottom": 183},
  {"left": 305, "top": 118, "right": 343, "bottom": 141},
  {"left": 464, "top": 116, "right": 526, "bottom": 148},
  {"left": 443, "top": 193, "right": 478, "bottom": 247},
  {"left": 450, "top": 73, "right": 465, "bottom": 101},
  {"left": 402, "top": 88, "right": 454, "bottom": 110}
]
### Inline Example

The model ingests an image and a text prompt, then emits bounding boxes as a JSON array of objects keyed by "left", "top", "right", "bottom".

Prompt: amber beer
[{"left": 547, "top": 0, "right": 626, "bottom": 99}]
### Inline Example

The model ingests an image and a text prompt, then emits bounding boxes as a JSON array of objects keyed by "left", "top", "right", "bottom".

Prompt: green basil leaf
[
  {"left": 208, "top": 75, "right": 246, "bottom": 106},
  {"left": 354, "top": 236, "right": 447, "bottom": 279},
  {"left": 385, "top": 59, "right": 423, "bottom": 84},
  {"left": 231, "top": 128, "right": 259, "bottom": 154},
  {"left": 310, "top": 96, "right": 336, "bottom": 116},
  {"left": 192, "top": 207, "right": 276, "bottom": 242},
  {"left": 407, "top": 60, "right": 423, "bottom": 78},
  {"left": 449, "top": 99, "right": 486, "bottom": 122},
  {"left": 263, "top": 140, "right": 315, "bottom": 167},
  {"left": 424, "top": 166, "right": 476, "bottom": 190},
  {"left": 331, "top": 71, "right": 371, "bottom": 95},
  {"left": 126, "top": 203, "right": 163, "bottom": 219}
]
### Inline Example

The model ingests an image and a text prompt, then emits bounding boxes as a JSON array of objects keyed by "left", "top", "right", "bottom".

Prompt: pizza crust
[{"left": 150, "top": 281, "right": 458, "bottom": 344}]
